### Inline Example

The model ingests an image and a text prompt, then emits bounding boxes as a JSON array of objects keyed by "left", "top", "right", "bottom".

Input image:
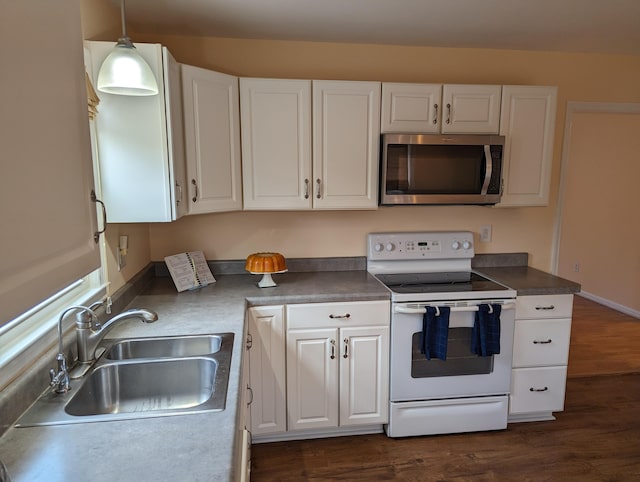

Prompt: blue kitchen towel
[
  {"left": 471, "top": 303, "right": 501, "bottom": 356},
  {"left": 421, "top": 306, "right": 450, "bottom": 360}
]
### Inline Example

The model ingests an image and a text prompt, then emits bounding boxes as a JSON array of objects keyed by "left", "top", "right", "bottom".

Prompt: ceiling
[{"left": 120, "top": 0, "right": 640, "bottom": 55}]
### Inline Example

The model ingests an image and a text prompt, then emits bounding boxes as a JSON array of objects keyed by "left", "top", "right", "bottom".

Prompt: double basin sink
[{"left": 17, "top": 333, "right": 234, "bottom": 427}]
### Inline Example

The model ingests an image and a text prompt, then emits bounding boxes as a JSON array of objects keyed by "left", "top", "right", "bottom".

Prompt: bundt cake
[{"left": 245, "top": 252, "right": 287, "bottom": 273}]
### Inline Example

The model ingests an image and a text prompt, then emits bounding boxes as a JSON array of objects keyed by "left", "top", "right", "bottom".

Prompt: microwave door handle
[{"left": 480, "top": 145, "right": 493, "bottom": 195}]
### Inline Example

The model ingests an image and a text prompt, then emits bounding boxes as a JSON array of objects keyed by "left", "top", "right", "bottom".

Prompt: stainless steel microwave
[{"left": 380, "top": 134, "right": 505, "bottom": 205}]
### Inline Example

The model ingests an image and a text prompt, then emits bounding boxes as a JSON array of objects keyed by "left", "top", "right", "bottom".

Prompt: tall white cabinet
[
  {"left": 498, "top": 86, "right": 558, "bottom": 207},
  {"left": 240, "top": 78, "right": 380, "bottom": 210},
  {"left": 181, "top": 64, "right": 242, "bottom": 214},
  {"left": 85, "top": 41, "right": 187, "bottom": 222}
]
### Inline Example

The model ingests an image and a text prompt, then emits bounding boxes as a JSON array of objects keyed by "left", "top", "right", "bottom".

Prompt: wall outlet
[
  {"left": 480, "top": 224, "right": 492, "bottom": 242},
  {"left": 574, "top": 263, "right": 580, "bottom": 272}
]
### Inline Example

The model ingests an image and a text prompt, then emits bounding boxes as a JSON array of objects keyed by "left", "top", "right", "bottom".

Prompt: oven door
[{"left": 389, "top": 300, "right": 515, "bottom": 402}]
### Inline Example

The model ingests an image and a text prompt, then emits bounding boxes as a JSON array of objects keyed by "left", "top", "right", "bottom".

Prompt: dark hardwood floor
[{"left": 251, "top": 295, "right": 640, "bottom": 481}]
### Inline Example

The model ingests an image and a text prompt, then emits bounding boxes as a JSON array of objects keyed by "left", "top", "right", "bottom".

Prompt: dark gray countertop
[
  {"left": 476, "top": 266, "right": 581, "bottom": 296},
  {"left": 0, "top": 271, "right": 389, "bottom": 482}
]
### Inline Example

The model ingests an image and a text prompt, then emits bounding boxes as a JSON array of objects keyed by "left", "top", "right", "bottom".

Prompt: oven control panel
[{"left": 368, "top": 231, "right": 474, "bottom": 260}]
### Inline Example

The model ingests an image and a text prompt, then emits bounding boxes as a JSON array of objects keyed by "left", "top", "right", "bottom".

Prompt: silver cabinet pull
[
  {"left": 329, "top": 313, "right": 351, "bottom": 319},
  {"left": 316, "top": 178, "right": 322, "bottom": 199},
  {"left": 304, "top": 178, "right": 310, "bottom": 199},
  {"left": 433, "top": 103, "right": 438, "bottom": 124},
  {"left": 446, "top": 103, "right": 451, "bottom": 124},
  {"left": 91, "top": 189, "right": 107, "bottom": 243},
  {"left": 343, "top": 338, "right": 349, "bottom": 359},
  {"left": 246, "top": 333, "right": 253, "bottom": 349},
  {"left": 533, "top": 339, "right": 553, "bottom": 344},
  {"left": 191, "top": 179, "right": 198, "bottom": 203},
  {"left": 247, "top": 385, "right": 253, "bottom": 406},
  {"left": 529, "top": 386, "right": 549, "bottom": 392},
  {"left": 175, "top": 183, "right": 183, "bottom": 205},
  {"left": 330, "top": 339, "right": 336, "bottom": 360},
  {"left": 535, "top": 305, "right": 555, "bottom": 310}
]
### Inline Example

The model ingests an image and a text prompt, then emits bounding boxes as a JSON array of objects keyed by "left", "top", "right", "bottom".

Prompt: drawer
[
  {"left": 516, "top": 294, "right": 573, "bottom": 319},
  {"left": 512, "top": 319, "right": 571, "bottom": 367},
  {"left": 509, "top": 366, "right": 567, "bottom": 414},
  {"left": 287, "top": 300, "right": 390, "bottom": 329}
]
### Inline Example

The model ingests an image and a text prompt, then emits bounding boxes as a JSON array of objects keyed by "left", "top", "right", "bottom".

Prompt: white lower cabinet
[
  {"left": 247, "top": 306, "right": 287, "bottom": 436},
  {"left": 236, "top": 329, "right": 252, "bottom": 482},
  {"left": 247, "top": 300, "right": 390, "bottom": 442},
  {"left": 509, "top": 294, "right": 574, "bottom": 422},
  {"left": 286, "top": 301, "right": 390, "bottom": 432}
]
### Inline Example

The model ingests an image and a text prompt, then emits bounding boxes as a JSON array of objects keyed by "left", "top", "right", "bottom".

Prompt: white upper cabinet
[
  {"left": 381, "top": 83, "right": 442, "bottom": 133},
  {"left": 497, "top": 85, "right": 557, "bottom": 207},
  {"left": 85, "top": 41, "right": 187, "bottom": 222},
  {"left": 240, "top": 78, "right": 380, "bottom": 210},
  {"left": 240, "top": 78, "right": 312, "bottom": 210},
  {"left": 182, "top": 65, "right": 242, "bottom": 214},
  {"left": 382, "top": 83, "right": 501, "bottom": 134},
  {"left": 442, "top": 84, "right": 502, "bottom": 134},
  {"left": 312, "top": 80, "right": 380, "bottom": 209}
]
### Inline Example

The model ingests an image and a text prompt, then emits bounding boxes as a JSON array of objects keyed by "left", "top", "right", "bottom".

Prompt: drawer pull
[
  {"left": 329, "top": 313, "right": 351, "bottom": 319},
  {"left": 529, "top": 386, "right": 549, "bottom": 392},
  {"left": 533, "top": 339, "right": 553, "bottom": 344},
  {"left": 535, "top": 305, "right": 555, "bottom": 311}
]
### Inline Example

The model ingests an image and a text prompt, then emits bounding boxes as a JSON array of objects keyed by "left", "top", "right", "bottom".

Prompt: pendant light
[{"left": 97, "top": 0, "right": 158, "bottom": 96}]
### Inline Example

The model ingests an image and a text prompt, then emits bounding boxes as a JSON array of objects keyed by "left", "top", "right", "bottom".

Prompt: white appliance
[{"left": 367, "top": 231, "right": 517, "bottom": 437}]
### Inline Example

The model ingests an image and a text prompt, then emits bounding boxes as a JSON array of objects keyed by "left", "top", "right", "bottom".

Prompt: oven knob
[
  {"left": 386, "top": 242, "right": 395, "bottom": 251},
  {"left": 462, "top": 240, "right": 472, "bottom": 250},
  {"left": 451, "top": 240, "right": 461, "bottom": 250},
  {"left": 374, "top": 243, "right": 384, "bottom": 252}
]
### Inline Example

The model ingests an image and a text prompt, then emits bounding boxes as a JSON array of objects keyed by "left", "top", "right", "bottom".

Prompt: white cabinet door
[
  {"left": 182, "top": 65, "right": 242, "bottom": 214},
  {"left": 381, "top": 83, "right": 442, "bottom": 133},
  {"left": 441, "top": 84, "right": 502, "bottom": 134},
  {"left": 312, "top": 81, "right": 381, "bottom": 209},
  {"left": 340, "top": 325, "right": 389, "bottom": 426},
  {"left": 240, "top": 78, "right": 312, "bottom": 209},
  {"left": 247, "top": 306, "right": 287, "bottom": 435},
  {"left": 86, "top": 41, "right": 186, "bottom": 222},
  {"left": 286, "top": 327, "right": 339, "bottom": 431},
  {"left": 497, "top": 86, "right": 558, "bottom": 207}
]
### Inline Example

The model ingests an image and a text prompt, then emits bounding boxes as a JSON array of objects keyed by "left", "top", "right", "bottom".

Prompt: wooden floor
[{"left": 251, "top": 295, "right": 640, "bottom": 481}]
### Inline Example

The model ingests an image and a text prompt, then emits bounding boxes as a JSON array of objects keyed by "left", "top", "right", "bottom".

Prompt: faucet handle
[{"left": 75, "top": 304, "right": 101, "bottom": 330}]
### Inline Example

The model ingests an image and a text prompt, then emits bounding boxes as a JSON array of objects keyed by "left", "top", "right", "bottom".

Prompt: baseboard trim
[
  {"left": 578, "top": 291, "right": 640, "bottom": 319},
  {"left": 252, "top": 424, "right": 384, "bottom": 444}
]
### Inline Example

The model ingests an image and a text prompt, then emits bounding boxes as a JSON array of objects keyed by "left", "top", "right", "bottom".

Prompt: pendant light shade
[{"left": 97, "top": 0, "right": 158, "bottom": 96}]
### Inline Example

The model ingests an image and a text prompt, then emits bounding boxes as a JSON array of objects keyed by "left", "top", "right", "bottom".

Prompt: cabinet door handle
[
  {"left": 316, "top": 178, "right": 322, "bottom": 199},
  {"left": 247, "top": 385, "right": 253, "bottom": 405},
  {"left": 446, "top": 103, "right": 451, "bottom": 124},
  {"left": 533, "top": 339, "right": 552, "bottom": 344},
  {"left": 246, "top": 333, "right": 253, "bottom": 350},
  {"left": 304, "top": 178, "right": 310, "bottom": 199},
  {"left": 433, "top": 103, "right": 438, "bottom": 124},
  {"left": 329, "top": 313, "right": 351, "bottom": 320},
  {"left": 343, "top": 338, "right": 349, "bottom": 359},
  {"left": 191, "top": 179, "right": 198, "bottom": 203},
  {"left": 535, "top": 305, "right": 555, "bottom": 311},
  {"left": 529, "top": 386, "right": 549, "bottom": 392},
  {"left": 176, "top": 183, "right": 183, "bottom": 204},
  {"left": 91, "top": 190, "right": 107, "bottom": 243},
  {"left": 330, "top": 339, "right": 336, "bottom": 360}
]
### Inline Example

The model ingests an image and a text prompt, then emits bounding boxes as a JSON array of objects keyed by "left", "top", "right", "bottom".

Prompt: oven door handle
[{"left": 394, "top": 303, "right": 516, "bottom": 314}]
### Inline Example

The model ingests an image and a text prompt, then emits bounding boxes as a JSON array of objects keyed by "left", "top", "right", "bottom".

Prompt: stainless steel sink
[
  {"left": 105, "top": 334, "right": 223, "bottom": 360},
  {"left": 15, "top": 332, "right": 234, "bottom": 427}
]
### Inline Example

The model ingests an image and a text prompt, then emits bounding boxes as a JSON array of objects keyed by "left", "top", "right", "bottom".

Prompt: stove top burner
[{"left": 376, "top": 272, "right": 509, "bottom": 295}]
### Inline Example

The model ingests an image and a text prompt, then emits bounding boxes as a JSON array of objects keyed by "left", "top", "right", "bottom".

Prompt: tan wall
[
  {"left": 557, "top": 112, "right": 640, "bottom": 311},
  {"left": 82, "top": 8, "right": 640, "bottom": 281}
]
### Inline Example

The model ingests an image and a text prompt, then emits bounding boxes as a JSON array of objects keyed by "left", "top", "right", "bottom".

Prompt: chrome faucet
[
  {"left": 76, "top": 307, "right": 158, "bottom": 364},
  {"left": 50, "top": 305, "right": 99, "bottom": 394}
]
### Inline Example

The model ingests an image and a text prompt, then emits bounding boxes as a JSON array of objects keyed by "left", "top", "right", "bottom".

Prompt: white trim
[
  {"left": 552, "top": 101, "right": 640, "bottom": 275},
  {"left": 577, "top": 292, "right": 640, "bottom": 320}
]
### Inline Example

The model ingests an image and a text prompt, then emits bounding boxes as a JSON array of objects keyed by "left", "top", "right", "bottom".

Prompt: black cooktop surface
[{"left": 375, "top": 272, "right": 509, "bottom": 294}]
